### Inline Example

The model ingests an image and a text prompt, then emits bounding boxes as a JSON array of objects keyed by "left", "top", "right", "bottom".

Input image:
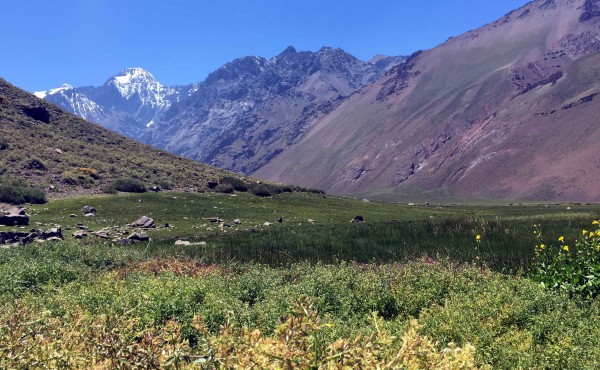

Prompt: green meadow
[{"left": 1, "top": 192, "right": 599, "bottom": 369}]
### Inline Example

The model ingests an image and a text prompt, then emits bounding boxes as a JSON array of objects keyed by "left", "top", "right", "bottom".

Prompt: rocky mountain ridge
[{"left": 36, "top": 49, "right": 405, "bottom": 173}]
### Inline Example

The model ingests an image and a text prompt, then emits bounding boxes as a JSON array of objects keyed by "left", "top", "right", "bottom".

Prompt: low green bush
[
  {"left": 219, "top": 176, "right": 248, "bottom": 192},
  {"left": 106, "top": 178, "right": 147, "bottom": 193},
  {"left": 0, "top": 179, "right": 46, "bottom": 204},
  {"left": 215, "top": 183, "right": 235, "bottom": 194},
  {"left": 249, "top": 184, "right": 272, "bottom": 197}
]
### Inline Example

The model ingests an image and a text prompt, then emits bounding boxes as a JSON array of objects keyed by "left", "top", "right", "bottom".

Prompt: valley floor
[{"left": 1, "top": 192, "right": 599, "bottom": 369}]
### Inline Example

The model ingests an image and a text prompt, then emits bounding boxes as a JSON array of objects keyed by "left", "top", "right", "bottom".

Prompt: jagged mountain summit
[
  {"left": 257, "top": 0, "right": 600, "bottom": 202},
  {"left": 35, "top": 48, "right": 405, "bottom": 173},
  {"left": 146, "top": 46, "right": 404, "bottom": 173}
]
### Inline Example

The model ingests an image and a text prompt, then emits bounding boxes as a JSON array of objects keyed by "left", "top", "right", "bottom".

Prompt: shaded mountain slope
[
  {"left": 0, "top": 78, "right": 230, "bottom": 195},
  {"left": 143, "top": 46, "right": 401, "bottom": 173},
  {"left": 256, "top": 0, "right": 600, "bottom": 202}
]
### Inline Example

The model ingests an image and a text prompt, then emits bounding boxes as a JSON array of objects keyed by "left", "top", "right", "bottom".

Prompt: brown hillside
[
  {"left": 0, "top": 78, "right": 231, "bottom": 196},
  {"left": 256, "top": 0, "right": 600, "bottom": 202}
]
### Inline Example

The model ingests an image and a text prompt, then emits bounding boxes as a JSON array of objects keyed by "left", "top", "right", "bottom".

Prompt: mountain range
[
  {"left": 32, "top": 0, "right": 600, "bottom": 201},
  {"left": 36, "top": 49, "right": 404, "bottom": 173}
]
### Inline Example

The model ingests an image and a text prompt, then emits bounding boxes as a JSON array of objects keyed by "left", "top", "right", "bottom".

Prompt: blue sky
[{"left": 1, "top": 0, "right": 529, "bottom": 92}]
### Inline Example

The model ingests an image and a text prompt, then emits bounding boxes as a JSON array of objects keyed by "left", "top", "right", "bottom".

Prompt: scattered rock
[
  {"left": 408, "top": 203, "right": 415, "bottom": 206},
  {"left": 72, "top": 230, "right": 88, "bottom": 239},
  {"left": 127, "top": 232, "right": 150, "bottom": 242},
  {"left": 263, "top": 222, "right": 272, "bottom": 226},
  {"left": 207, "top": 217, "right": 224, "bottom": 223},
  {"left": 175, "top": 240, "right": 208, "bottom": 246},
  {"left": 233, "top": 219, "right": 241, "bottom": 224},
  {"left": 0, "top": 231, "right": 28, "bottom": 244},
  {"left": 44, "top": 237, "right": 63, "bottom": 242},
  {"left": 308, "top": 219, "right": 316, "bottom": 224},
  {"left": 69, "top": 214, "right": 77, "bottom": 218},
  {"left": 351, "top": 216, "right": 364, "bottom": 223},
  {"left": 93, "top": 230, "right": 111, "bottom": 239},
  {"left": 81, "top": 205, "right": 97, "bottom": 216},
  {"left": 0, "top": 208, "right": 29, "bottom": 226},
  {"left": 0, "top": 226, "right": 63, "bottom": 245},
  {"left": 362, "top": 199, "right": 370, "bottom": 203},
  {"left": 114, "top": 238, "right": 135, "bottom": 245},
  {"left": 129, "top": 216, "right": 155, "bottom": 229},
  {"left": 278, "top": 218, "right": 283, "bottom": 223},
  {"left": 42, "top": 227, "right": 63, "bottom": 240},
  {"left": 151, "top": 185, "right": 161, "bottom": 192}
]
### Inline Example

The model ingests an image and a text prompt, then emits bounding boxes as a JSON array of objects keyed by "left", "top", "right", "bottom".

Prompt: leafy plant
[{"left": 531, "top": 221, "right": 600, "bottom": 298}]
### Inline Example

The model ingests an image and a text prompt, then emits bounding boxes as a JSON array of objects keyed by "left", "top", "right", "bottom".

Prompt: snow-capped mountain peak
[
  {"left": 106, "top": 67, "right": 166, "bottom": 101},
  {"left": 34, "top": 83, "right": 73, "bottom": 99}
]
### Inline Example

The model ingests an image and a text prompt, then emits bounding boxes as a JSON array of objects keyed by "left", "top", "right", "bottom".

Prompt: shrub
[
  {"left": 61, "top": 168, "right": 99, "bottom": 186},
  {"left": 23, "top": 158, "right": 47, "bottom": 171},
  {"left": 215, "top": 183, "right": 235, "bottom": 194},
  {"left": 157, "top": 180, "right": 172, "bottom": 190},
  {"left": 107, "top": 178, "right": 147, "bottom": 193},
  {"left": 249, "top": 184, "right": 272, "bottom": 197},
  {"left": 0, "top": 179, "right": 46, "bottom": 204},
  {"left": 219, "top": 176, "right": 248, "bottom": 192},
  {"left": 531, "top": 222, "right": 600, "bottom": 299}
]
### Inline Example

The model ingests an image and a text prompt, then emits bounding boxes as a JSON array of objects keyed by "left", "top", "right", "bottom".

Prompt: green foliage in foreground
[
  {"left": 0, "top": 243, "right": 598, "bottom": 369},
  {"left": 531, "top": 221, "right": 600, "bottom": 299},
  {"left": 1, "top": 193, "right": 599, "bottom": 368}
]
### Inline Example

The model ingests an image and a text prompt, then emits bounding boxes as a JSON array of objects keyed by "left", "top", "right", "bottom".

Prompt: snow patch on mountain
[{"left": 34, "top": 83, "right": 73, "bottom": 99}]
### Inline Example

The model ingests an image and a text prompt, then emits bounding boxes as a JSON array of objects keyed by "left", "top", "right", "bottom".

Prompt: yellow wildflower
[
  {"left": 593, "top": 220, "right": 600, "bottom": 225},
  {"left": 540, "top": 244, "right": 546, "bottom": 250},
  {"left": 476, "top": 235, "right": 481, "bottom": 241},
  {"left": 563, "top": 245, "right": 569, "bottom": 252},
  {"left": 558, "top": 236, "right": 564, "bottom": 242},
  {"left": 583, "top": 229, "right": 588, "bottom": 235}
]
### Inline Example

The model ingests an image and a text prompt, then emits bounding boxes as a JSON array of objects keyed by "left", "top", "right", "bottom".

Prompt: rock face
[
  {"left": 36, "top": 48, "right": 405, "bottom": 175},
  {"left": 256, "top": 0, "right": 600, "bottom": 202},
  {"left": 145, "top": 47, "right": 400, "bottom": 174}
]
